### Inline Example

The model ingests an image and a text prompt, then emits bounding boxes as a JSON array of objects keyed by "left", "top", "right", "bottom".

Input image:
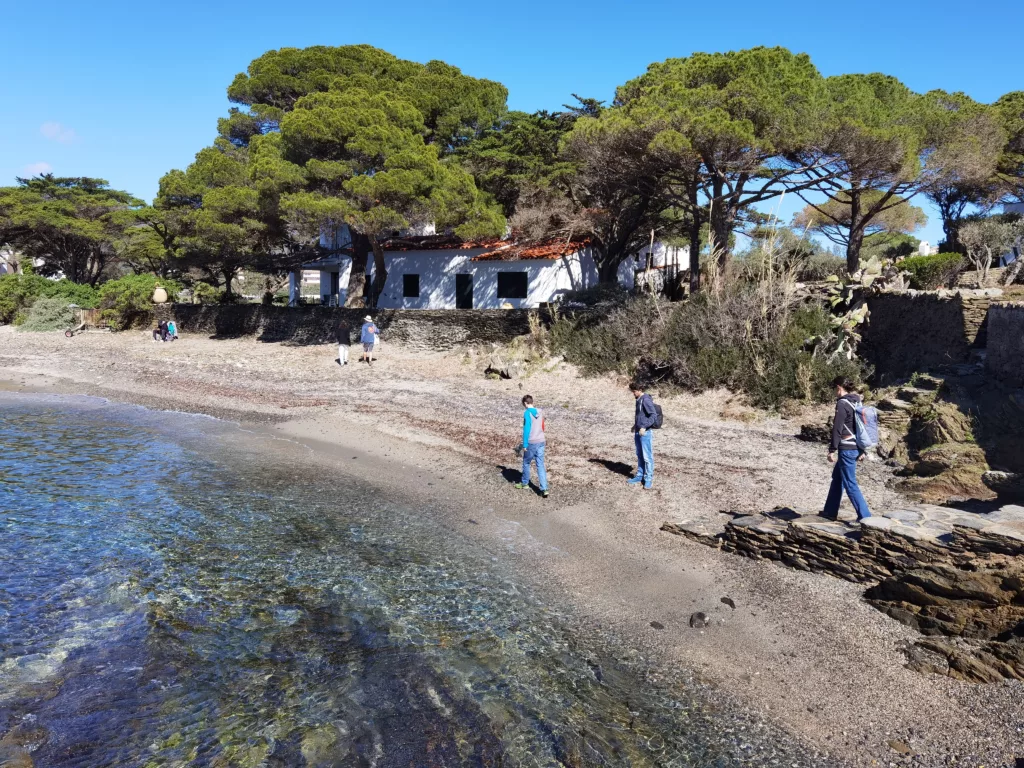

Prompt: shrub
[
  {"left": 899, "top": 253, "right": 965, "bottom": 290},
  {"left": 551, "top": 288, "right": 867, "bottom": 408},
  {"left": 797, "top": 253, "right": 848, "bottom": 282},
  {"left": 557, "top": 283, "right": 631, "bottom": 307},
  {"left": 43, "top": 280, "right": 99, "bottom": 308},
  {"left": 98, "top": 274, "right": 181, "bottom": 330},
  {"left": 191, "top": 281, "right": 222, "bottom": 305},
  {"left": 18, "top": 297, "right": 78, "bottom": 332},
  {"left": 0, "top": 273, "right": 50, "bottom": 324}
]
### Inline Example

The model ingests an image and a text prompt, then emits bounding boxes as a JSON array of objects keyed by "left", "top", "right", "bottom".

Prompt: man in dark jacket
[
  {"left": 823, "top": 377, "right": 872, "bottom": 521},
  {"left": 628, "top": 381, "right": 656, "bottom": 489},
  {"left": 336, "top": 321, "right": 351, "bottom": 366}
]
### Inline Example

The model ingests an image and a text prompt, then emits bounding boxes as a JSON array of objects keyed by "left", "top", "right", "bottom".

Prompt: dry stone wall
[
  {"left": 160, "top": 304, "right": 565, "bottom": 350},
  {"left": 985, "top": 302, "right": 1024, "bottom": 388},
  {"left": 861, "top": 290, "right": 999, "bottom": 382}
]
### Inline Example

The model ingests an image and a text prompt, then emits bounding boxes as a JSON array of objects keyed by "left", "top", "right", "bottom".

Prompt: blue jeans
[
  {"left": 634, "top": 430, "right": 654, "bottom": 485},
  {"left": 824, "top": 449, "right": 871, "bottom": 519},
  {"left": 522, "top": 443, "right": 548, "bottom": 491}
]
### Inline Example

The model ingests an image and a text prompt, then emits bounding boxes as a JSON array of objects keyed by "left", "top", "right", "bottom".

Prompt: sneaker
[
  {"left": 541, "top": 490, "right": 549, "bottom": 498},
  {"left": 643, "top": 482, "right": 653, "bottom": 490},
  {"left": 514, "top": 482, "right": 528, "bottom": 490},
  {"left": 627, "top": 475, "right": 644, "bottom": 485}
]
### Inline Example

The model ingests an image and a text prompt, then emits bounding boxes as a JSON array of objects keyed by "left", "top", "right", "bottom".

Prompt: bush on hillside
[
  {"left": 899, "top": 253, "right": 965, "bottom": 290},
  {"left": 99, "top": 274, "right": 181, "bottom": 330},
  {"left": 550, "top": 287, "right": 866, "bottom": 408},
  {"left": 17, "top": 297, "right": 78, "bottom": 332}
]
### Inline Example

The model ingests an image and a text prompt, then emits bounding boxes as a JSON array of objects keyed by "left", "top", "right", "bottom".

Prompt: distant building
[
  {"left": 298, "top": 225, "right": 639, "bottom": 309},
  {"left": 917, "top": 241, "right": 939, "bottom": 256}
]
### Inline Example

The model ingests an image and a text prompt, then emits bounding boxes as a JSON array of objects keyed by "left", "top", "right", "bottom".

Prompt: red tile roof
[
  {"left": 380, "top": 234, "right": 505, "bottom": 251},
  {"left": 472, "top": 237, "right": 590, "bottom": 262}
]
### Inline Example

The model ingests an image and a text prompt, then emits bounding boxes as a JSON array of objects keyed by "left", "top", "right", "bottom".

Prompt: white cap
[{"left": 364, "top": 315, "right": 372, "bottom": 322}]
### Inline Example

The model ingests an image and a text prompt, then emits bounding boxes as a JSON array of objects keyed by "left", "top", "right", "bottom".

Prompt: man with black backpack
[
  {"left": 823, "top": 376, "right": 872, "bottom": 521},
  {"left": 628, "top": 381, "right": 661, "bottom": 489}
]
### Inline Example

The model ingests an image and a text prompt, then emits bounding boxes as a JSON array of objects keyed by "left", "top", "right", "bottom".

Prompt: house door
[
  {"left": 455, "top": 273, "right": 473, "bottom": 309},
  {"left": 329, "top": 271, "right": 340, "bottom": 305}
]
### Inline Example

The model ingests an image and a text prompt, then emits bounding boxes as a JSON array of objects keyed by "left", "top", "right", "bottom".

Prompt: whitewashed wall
[
  {"left": 314, "top": 246, "right": 636, "bottom": 309},
  {"left": 366, "top": 247, "right": 610, "bottom": 309},
  {"left": 318, "top": 258, "right": 353, "bottom": 305}
]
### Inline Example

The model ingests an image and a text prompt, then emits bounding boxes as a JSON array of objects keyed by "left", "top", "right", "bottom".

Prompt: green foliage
[
  {"left": 191, "top": 281, "right": 223, "bottom": 305},
  {"left": 0, "top": 273, "right": 51, "bottom": 324},
  {"left": 862, "top": 232, "right": 920, "bottom": 261},
  {"left": 98, "top": 274, "right": 180, "bottom": 330},
  {"left": 798, "top": 253, "right": 848, "bottom": 281},
  {"left": 550, "top": 293, "right": 866, "bottom": 408},
  {"left": 0, "top": 175, "right": 143, "bottom": 285},
  {"left": 18, "top": 297, "right": 77, "bottom": 332},
  {"left": 0, "top": 274, "right": 99, "bottom": 324},
  {"left": 899, "top": 252, "right": 966, "bottom": 289}
]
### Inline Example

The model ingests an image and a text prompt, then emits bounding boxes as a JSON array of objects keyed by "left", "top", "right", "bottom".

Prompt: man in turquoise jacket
[{"left": 514, "top": 395, "right": 549, "bottom": 498}]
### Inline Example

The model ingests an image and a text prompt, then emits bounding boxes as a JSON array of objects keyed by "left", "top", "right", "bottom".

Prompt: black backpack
[{"left": 643, "top": 395, "right": 664, "bottom": 429}]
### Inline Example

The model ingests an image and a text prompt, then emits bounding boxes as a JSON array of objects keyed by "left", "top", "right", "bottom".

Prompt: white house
[{"left": 298, "top": 227, "right": 639, "bottom": 309}]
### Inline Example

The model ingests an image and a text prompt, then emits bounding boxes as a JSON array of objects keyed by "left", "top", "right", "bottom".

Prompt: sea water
[{"left": 0, "top": 394, "right": 816, "bottom": 767}]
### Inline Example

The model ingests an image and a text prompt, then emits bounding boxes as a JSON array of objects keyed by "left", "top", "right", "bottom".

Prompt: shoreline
[{"left": 2, "top": 329, "right": 1022, "bottom": 766}]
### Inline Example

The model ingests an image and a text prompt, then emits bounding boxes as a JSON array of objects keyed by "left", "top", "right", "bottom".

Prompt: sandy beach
[{"left": 2, "top": 326, "right": 1021, "bottom": 767}]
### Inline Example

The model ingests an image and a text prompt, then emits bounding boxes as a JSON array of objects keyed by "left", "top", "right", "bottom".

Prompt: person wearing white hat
[{"left": 360, "top": 315, "right": 378, "bottom": 365}]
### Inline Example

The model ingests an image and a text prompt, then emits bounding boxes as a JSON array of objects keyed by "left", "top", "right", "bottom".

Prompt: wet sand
[{"left": 1, "top": 327, "right": 1021, "bottom": 766}]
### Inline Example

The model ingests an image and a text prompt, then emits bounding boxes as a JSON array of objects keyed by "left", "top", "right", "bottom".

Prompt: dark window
[
  {"left": 497, "top": 271, "right": 528, "bottom": 299},
  {"left": 403, "top": 274, "right": 420, "bottom": 298}
]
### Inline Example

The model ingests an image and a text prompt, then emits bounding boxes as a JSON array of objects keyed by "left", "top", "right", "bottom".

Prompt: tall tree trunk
[
  {"left": 709, "top": 193, "right": 735, "bottom": 272},
  {"left": 222, "top": 268, "right": 235, "bottom": 297},
  {"left": 596, "top": 242, "right": 623, "bottom": 285},
  {"left": 845, "top": 190, "right": 864, "bottom": 274},
  {"left": 368, "top": 235, "right": 388, "bottom": 307},
  {"left": 345, "top": 231, "right": 370, "bottom": 308},
  {"left": 687, "top": 217, "right": 702, "bottom": 294}
]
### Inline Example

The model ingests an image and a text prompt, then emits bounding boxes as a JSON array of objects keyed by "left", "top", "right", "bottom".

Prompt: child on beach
[{"left": 514, "top": 395, "right": 549, "bottom": 498}]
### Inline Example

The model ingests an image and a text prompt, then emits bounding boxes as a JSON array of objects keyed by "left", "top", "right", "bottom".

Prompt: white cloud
[
  {"left": 40, "top": 122, "right": 77, "bottom": 144},
  {"left": 21, "top": 161, "right": 53, "bottom": 176}
]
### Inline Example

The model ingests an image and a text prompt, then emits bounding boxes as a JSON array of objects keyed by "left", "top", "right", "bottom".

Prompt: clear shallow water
[{"left": 0, "top": 395, "right": 813, "bottom": 767}]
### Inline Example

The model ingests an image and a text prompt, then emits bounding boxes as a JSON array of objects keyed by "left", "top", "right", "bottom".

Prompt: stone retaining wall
[
  {"left": 158, "top": 304, "right": 570, "bottom": 350},
  {"left": 985, "top": 302, "right": 1024, "bottom": 387},
  {"left": 861, "top": 291, "right": 998, "bottom": 383}
]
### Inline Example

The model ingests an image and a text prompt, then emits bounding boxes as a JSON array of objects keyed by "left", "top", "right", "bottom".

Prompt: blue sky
[{"left": 2, "top": 0, "right": 1021, "bottom": 249}]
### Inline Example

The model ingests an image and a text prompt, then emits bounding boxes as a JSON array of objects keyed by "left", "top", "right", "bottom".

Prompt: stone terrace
[{"left": 662, "top": 504, "right": 1024, "bottom": 682}]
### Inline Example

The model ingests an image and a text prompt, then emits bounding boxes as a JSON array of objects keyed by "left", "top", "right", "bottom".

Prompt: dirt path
[{"left": 2, "top": 327, "right": 1021, "bottom": 766}]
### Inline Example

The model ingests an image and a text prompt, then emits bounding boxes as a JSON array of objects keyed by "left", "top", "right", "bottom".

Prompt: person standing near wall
[
  {"left": 823, "top": 377, "right": 872, "bottom": 521},
  {"left": 514, "top": 395, "right": 549, "bottom": 498},
  {"left": 336, "top": 320, "right": 351, "bottom": 366},
  {"left": 628, "top": 382, "right": 656, "bottom": 489},
  {"left": 360, "top": 316, "right": 377, "bottom": 365}
]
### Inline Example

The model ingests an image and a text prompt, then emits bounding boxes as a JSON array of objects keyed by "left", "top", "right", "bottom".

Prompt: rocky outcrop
[
  {"left": 983, "top": 471, "right": 1024, "bottom": 501},
  {"left": 662, "top": 503, "right": 1024, "bottom": 682}
]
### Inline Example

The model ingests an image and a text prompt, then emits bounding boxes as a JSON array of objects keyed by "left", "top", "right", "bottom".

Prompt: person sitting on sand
[
  {"left": 360, "top": 315, "right": 377, "bottom": 365},
  {"left": 628, "top": 381, "right": 656, "bottom": 489},
  {"left": 153, "top": 320, "right": 169, "bottom": 342},
  {"left": 336, "top": 320, "right": 351, "bottom": 366},
  {"left": 514, "top": 395, "right": 549, "bottom": 498},
  {"left": 166, "top": 320, "right": 178, "bottom": 340},
  {"left": 823, "top": 376, "right": 872, "bottom": 522}
]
